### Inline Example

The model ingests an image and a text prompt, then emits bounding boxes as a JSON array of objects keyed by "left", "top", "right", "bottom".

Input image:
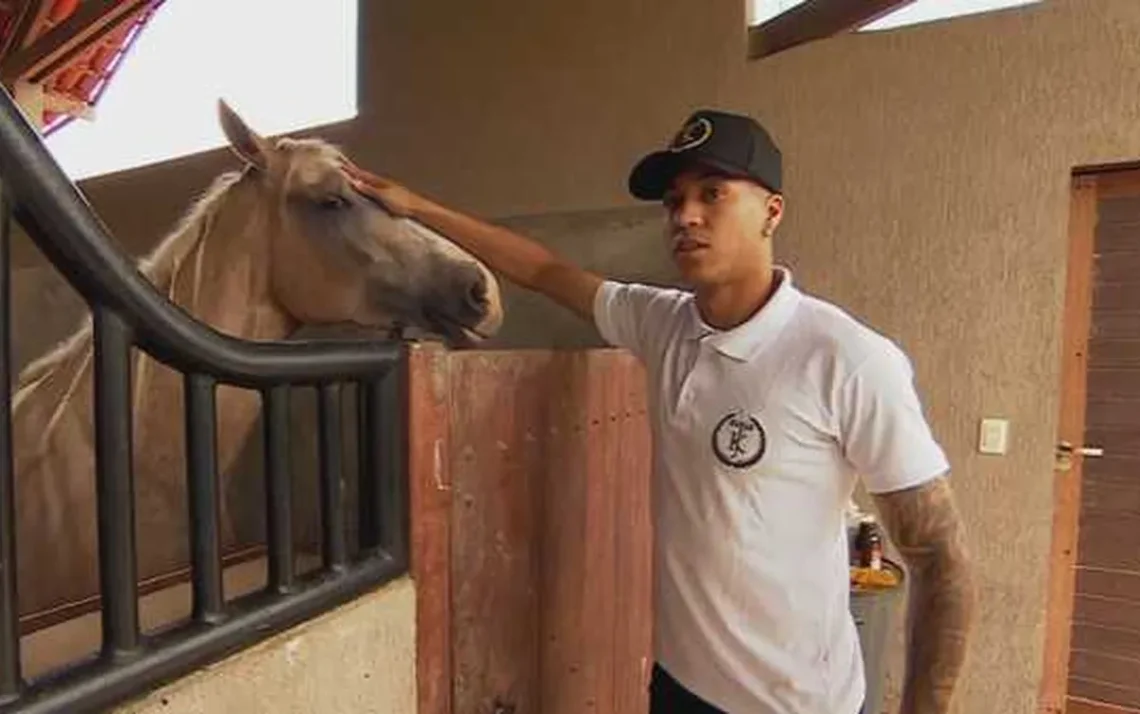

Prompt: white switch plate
[{"left": 979, "top": 418, "right": 1009, "bottom": 455}]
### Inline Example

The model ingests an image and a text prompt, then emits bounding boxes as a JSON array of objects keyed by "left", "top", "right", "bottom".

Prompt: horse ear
[{"left": 218, "top": 99, "right": 271, "bottom": 171}]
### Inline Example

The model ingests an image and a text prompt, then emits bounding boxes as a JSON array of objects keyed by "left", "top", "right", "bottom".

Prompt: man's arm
[
  {"left": 345, "top": 165, "right": 603, "bottom": 320},
  {"left": 871, "top": 475, "right": 976, "bottom": 714}
]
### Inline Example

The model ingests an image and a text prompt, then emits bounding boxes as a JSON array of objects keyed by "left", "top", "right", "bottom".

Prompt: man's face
[{"left": 662, "top": 167, "right": 783, "bottom": 286}]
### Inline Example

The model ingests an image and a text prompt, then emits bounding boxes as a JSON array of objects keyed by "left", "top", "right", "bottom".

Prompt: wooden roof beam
[
  {"left": 0, "top": 0, "right": 48, "bottom": 61},
  {"left": 0, "top": 0, "right": 153, "bottom": 85},
  {"left": 749, "top": 0, "right": 918, "bottom": 59}
]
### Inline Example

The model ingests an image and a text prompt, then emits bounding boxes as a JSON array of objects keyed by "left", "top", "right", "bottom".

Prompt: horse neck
[
  {"left": 161, "top": 177, "right": 296, "bottom": 341},
  {"left": 132, "top": 178, "right": 298, "bottom": 474},
  {"left": 15, "top": 173, "right": 294, "bottom": 411}
]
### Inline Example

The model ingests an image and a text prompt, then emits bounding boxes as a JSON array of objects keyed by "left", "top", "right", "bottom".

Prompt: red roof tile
[{"left": 0, "top": 0, "right": 166, "bottom": 134}]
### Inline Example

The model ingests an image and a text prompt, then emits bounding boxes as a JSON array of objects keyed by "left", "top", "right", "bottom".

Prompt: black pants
[
  {"left": 649, "top": 664, "right": 725, "bottom": 713},
  {"left": 648, "top": 663, "right": 864, "bottom": 714}
]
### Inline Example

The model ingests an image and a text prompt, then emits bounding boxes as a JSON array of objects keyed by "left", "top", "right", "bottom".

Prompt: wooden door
[
  {"left": 408, "top": 343, "right": 654, "bottom": 714},
  {"left": 1042, "top": 169, "right": 1140, "bottom": 714}
]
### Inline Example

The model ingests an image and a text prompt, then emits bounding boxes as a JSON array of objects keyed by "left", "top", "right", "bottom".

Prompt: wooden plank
[
  {"left": 448, "top": 349, "right": 652, "bottom": 714},
  {"left": 1077, "top": 510, "right": 1140, "bottom": 568},
  {"left": 539, "top": 351, "right": 615, "bottom": 714},
  {"left": 610, "top": 354, "right": 653, "bottom": 714},
  {"left": 1071, "top": 623, "right": 1140, "bottom": 662},
  {"left": 408, "top": 343, "right": 452, "bottom": 714},
  {"left": 1084, "top": 399, "right": 1140, "bottom": 430},
  {"left": 1076, "top": 568, "right": 1140, "bottom": 600},
  {"left": 1067, "top": 695, "right": 1140, "bottom": 714},
  {"left": 1085, "top": 369, "right": 1140, "bottom": 398},
  {"left": 1088, "top": 168, "right": 1140, "bottom": 200},
  {"left": 1040, "top": 175, "right": 1097, "bottom": 713},
  {"left": 1073, "top": 595, "right": 1140, "bottom": 632},
  {"left": 1077, "top": 515, "right": 1140, "bottom": 572},
  {"left": 1070, "top": 648, "right": 1140, "bottom": 688},
  {"left": 1089, "top": 224, "right": 1140, "bottom": 249},
  {"left": 1079, "top": 481, "right": 1140, "bottom": 518},
  {"left": 1091, "top": 312, "right": 1140, "bottom": 341},
  {"left": 1069, "top": 675, "right": 1140, "bottom": 711},
  {"left": 450, "top": 352, "right": 544, "bottom": 714},
  {"left": 537, "top": 351, "right": 652, "bottom": 714},
  {"left": 1092, "top": 253, "right": 1140, "bottom": 284},
  {"left": 1090, "top": 283, "right": 1140, "bottom": 312},
  {"left": 1080, "top": 458, "right": 1140, "bottom": 486},
  {"left": 1088, "top": 339, "right": 1140, "bottom": 369},
  {"left": 0, "top": 0, "right": 44, "bottom": 59},
  {"left": 1095, "top": 197, "right": 1140, "bottom": 224},
  {"left": 1084, "top": 428, "right": 1140, "bottom": 458},
  {"left": 1095, "top": 245, "right": 1140, "bottom": 268}
]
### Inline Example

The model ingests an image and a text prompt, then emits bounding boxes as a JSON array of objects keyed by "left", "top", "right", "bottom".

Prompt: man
[{"left": 346, "top": 109, "right": 976, "bottom": 714}]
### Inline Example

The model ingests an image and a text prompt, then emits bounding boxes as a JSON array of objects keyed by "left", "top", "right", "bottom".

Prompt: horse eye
[{"left": 318, "top": 194, "right": 350, "bottom": 210}]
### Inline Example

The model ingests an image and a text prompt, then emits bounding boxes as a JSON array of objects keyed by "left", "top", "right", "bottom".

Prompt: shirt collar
[{"left": 686, "top": 266, "right": 802, "bottom": 362}]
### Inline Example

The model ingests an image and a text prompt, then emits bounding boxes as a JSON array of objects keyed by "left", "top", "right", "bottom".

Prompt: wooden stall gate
[{"left": 408, "top": 342, "right": 654, "bottom": 714}]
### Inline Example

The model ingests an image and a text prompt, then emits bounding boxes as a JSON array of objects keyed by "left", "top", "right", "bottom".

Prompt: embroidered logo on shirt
[{"left": 711, "top": 411, "right": 766, "bottom": 468}]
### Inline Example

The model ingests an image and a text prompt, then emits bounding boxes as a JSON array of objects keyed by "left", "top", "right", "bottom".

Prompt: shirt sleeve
[
  {"left": 838, "top": 343, "right": 950, "bottom": 494},
  {"left": 593, "top": 279, "right": 680, "bottom": 360}
]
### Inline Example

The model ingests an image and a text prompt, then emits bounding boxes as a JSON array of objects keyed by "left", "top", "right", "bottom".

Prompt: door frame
[
  {"left": 1038, "top": 172, "right": 1096, "bottom": 714},
  {"left": 1038, "top": 168, "right": 1140, "bottom": 713}
]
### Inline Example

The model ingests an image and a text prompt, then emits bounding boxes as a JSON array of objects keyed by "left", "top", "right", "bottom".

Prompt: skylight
[
  {"left": 44, "top": 0, "right": 358, "bottom": 181},
  {"left": 749, "top": 0, "right": 809, "bottom": 27},
  {"left": 859, "top": 0, "right": 1043, "bottom": 31},
  {"left": 747, "top": 0, "right": 1043, "bottom": 30}
]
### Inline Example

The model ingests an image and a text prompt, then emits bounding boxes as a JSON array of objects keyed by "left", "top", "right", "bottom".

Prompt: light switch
[{"left": 979, "top": 418, "right": 1009, "bottom": 455}]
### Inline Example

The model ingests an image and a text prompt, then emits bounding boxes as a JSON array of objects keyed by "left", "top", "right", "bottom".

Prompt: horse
[{"left": 9, "top": 101, "right": 504, "bottom": 623}]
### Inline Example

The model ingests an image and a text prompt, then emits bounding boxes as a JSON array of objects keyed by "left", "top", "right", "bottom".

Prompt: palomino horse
[{"left": 10, "top": 102, "right": 504, "bottom": 621}]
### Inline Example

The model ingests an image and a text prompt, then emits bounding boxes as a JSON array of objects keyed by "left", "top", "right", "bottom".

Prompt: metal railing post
[
  {"left": 185, "top": 373, "right": 224, "bottom": 623},
  {"left": 264, "top": 386, "right": 294, "bottom": 593},
  {"left": 0, "top": 190, "right": 22, "bottom": 702},
  {"left": 92, "top": 307, "right": 140, "bottom": 657},
  {"left": 318, "top": 383, "right": 347, "bottom": 572}
]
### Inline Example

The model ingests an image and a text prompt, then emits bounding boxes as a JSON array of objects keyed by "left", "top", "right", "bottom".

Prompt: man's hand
[
  {"left": 342, "top": 162, "right": 421, "bottom": 218},
  {"left": 338, "top": 160, "right": 604, "bottom": 321},
  {"left": 871, "top": 475, "right": 976, "bottom": 714}
]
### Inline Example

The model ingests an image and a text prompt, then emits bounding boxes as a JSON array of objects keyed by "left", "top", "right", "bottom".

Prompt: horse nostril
[{"left": 466, "top": 272, "right": 488, "bottom": 313}]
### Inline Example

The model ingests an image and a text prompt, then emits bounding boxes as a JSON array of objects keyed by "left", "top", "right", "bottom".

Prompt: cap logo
[{"left": 669, "top": 117, "right": 713, "bottom": 153}]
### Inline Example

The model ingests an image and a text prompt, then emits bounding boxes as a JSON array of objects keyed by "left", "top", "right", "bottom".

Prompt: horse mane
[
  {"left": 137, "top": 169, "right": 246, "bottom": 295},
  {"left": 16, "top": 169, "right": 249, "bottom": 391}
]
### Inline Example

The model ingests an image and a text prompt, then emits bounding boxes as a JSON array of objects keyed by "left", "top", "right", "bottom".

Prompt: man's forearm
[
  {"left": 407, "top": 196, "right": 603, "bottom": 319},
  {"left": 872, "top": 476, "right": 976, "bottom": 714},
  {"left": 346, "top": 166, "right": 604, "bottom": 320},
  {"left": 408, "top": 195, "right": 557, "bottom": 290}
]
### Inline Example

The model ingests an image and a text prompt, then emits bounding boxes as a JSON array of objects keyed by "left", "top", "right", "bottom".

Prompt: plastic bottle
[{"left": 855, "top": 515, "right": 883, "bottom": 570}]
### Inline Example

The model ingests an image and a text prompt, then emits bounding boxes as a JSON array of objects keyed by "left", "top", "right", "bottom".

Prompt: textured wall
[
  {"left": 114, "top": 578, "right": 416, "bottom": 713},
  {"left": 20, "top": 0, "right": 1140, "bottom": 711},
  {"left": 728, "top": 4, "right": 1140, "bottom": 711}
]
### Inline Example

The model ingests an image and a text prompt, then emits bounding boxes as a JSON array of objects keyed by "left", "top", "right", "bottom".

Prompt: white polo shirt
[{"left": 593, "top": 267, "right": 949, "bottom": 714}]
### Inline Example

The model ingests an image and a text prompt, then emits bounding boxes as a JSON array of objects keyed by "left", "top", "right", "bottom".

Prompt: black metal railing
[{"left": 0, "top": 85, "right": 409, "bottom": 714}]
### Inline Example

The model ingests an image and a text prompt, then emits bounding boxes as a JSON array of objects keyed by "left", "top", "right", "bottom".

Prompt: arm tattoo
[{"left": 871, "top": 475, "right": 976, "bottom": 714}]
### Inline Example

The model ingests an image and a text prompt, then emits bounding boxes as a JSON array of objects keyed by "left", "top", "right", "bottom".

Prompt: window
[{"left": 45, "top": 0, "right": 358, "bottom": 181}]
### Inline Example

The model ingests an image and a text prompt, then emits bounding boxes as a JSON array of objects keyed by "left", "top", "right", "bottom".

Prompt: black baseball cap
[{"left": 627, "top": 109, "right": 782, "bottom": 200}]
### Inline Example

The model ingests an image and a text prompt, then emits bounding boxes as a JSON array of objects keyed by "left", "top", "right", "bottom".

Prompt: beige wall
[
  {"left": 114, "top": 578, "right": 416, "bottom": 714},
  {"left": 21, "top": 0, "right": 1140, "bottom": 711}
]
